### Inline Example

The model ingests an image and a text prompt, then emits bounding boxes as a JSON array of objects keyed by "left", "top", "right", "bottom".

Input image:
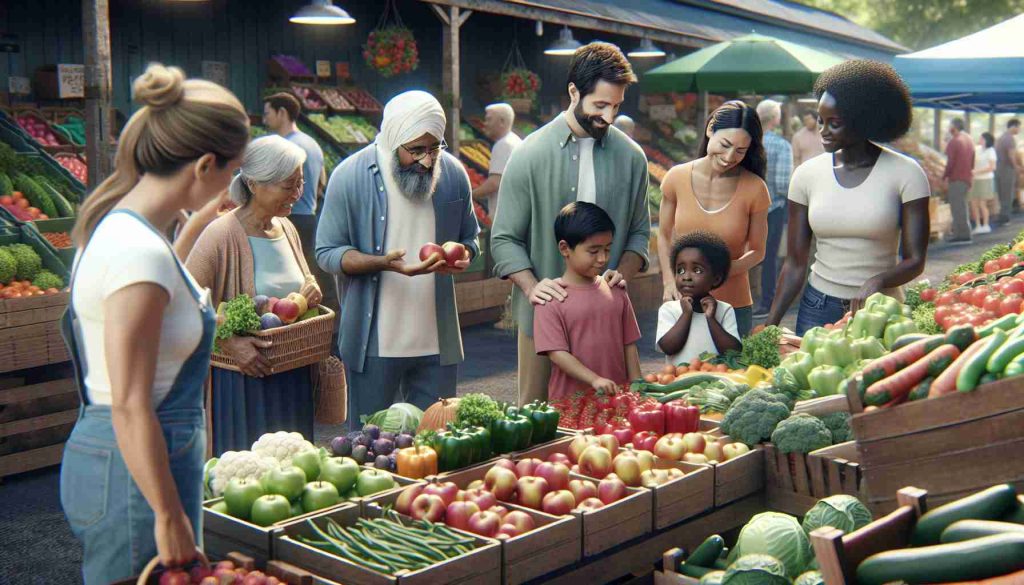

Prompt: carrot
[
  {"left": 930, "top": 340, "right": 986, "bottom": 397},
  {"left": 864, "top": 344, "right": 960, "bottom": 406},
  {"left": 689, "top": 358, "right": 702, "bottom": 369},
  {"left": 859, "top": 334, "right": 946, "bottom": 386},
  {"left": 714, "top": 364, "right": 728, "bottom": 372},
  {"left": 700, "top": 363, "right": 713, "bottom": 372}
]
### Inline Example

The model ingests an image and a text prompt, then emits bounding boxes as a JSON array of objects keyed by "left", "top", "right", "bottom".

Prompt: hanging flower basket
[
  {"left": 363, "top": 26, "right": 419, "bottom": 78},
  {"left": 500, "top": 68, "right": 541, "bottom": 103}
]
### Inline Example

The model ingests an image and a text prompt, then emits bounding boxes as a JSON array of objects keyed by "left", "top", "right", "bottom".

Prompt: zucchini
[
  {"left": 1003, "top": 497, "right": 1024, "bottom": 524},
  {"left": 688, "top": 535, "right": 725, "bottom": 567},
  {"left": 945, "top": 324, "right": 979, "bottom": 351},
  {"left": 679, "top": 563, "right": 713, "bottom": 578},
  {"left": 912, "top": 484, "right": 1019, "bottom": 545},
  {"left": 940, "top": 519, "right": 1024, "bottom": 543},
  {"left": 908, "top": 376, "right": 933, "bottom": 401},
  {"left": 633, "top": 374, "right": 732, "bottom": 395},
  {"left": 890, "top": 333, "right": 929, "bottom": 351},
  {"left": 856, "top": 533, "right": 1024, "bottom": 585}
]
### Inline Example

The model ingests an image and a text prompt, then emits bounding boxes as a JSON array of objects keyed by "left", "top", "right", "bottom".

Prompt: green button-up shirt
[{"left": 490, "top": 114, "right": 651, "bottom": 337}]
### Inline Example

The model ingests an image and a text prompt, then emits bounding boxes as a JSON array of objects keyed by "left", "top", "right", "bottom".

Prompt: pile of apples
[
  {"left": 56, "top": 154, "right": 87, "bottom": 183},
  {"left": 638, "top": 432, "right": 750, "bottom": 465},
  {"left": 156, "top": 559, "right": 278, "bottom": 585},
  {"left": 291, "top": 86, "right": 325, "bottom": 111},
  {"left": 253, "top": 292, "right": 313, "bottom": 330},
  {"left": 558, "top": 433, "right": 685, "bottom": 488},
  {"left": 16, "top": 114, "right": 62, "bottom": 147},
  {"left": 395, "top": 481, "right": 538, "bottom": 540},
  {"left": 419, "top": 241, "right": 468, "bottom": 265}
]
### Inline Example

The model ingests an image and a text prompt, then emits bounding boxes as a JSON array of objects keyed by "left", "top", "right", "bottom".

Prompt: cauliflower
[
  {"left": 251, "top": 431, "right": 316, "bottom": 467},
  {"left": 208, "top": 450, "right": 279, "bottom": 496},
  {"left": 721, "top": 389, "right": 792, "bottom": 446},
  {"left": 771, "top": 414, "right": 833, "bottom": 454}
]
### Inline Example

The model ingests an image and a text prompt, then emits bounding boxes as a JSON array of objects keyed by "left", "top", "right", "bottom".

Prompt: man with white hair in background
[
  {"left": 473, "top": 102, "right": 521, "bottom": 217},
  {"left": 753, "top": 99, "right": 792, "bottom": 318},
  {"left": 316, "top": 90, "right": 480, "bottom": 425},
  {"left": 613, "top": 115, "right": 635, "bottom": 139}
]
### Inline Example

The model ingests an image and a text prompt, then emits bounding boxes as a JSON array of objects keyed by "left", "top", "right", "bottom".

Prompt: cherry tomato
[
  {"left": 999, "top": 294, "right": 1024, "bottom": 317},
  {"left": 919, "top": 288, "right": 937, "bottom": 303},
  {"left": 984, "top": 260, "right": 1003, "bottom": 274}
]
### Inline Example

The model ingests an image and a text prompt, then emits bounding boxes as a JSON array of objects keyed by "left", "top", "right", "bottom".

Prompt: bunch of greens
[
  {"left": 455, "top": 393, "right": 504, "bottom": 429},
  {"left": 912, "top": 303, "right": 942, "bottom": 335},
  {"left": 740, "top": 325, "right": 783, "bottom": 369},
  {"left": 215, "top": 294, "right": 260, "bottom": 349},
  {"left": 700, "top": 349, "right": 747, "bottom": 370},
  {"left": 904, "top": 280, "right": 930, "bottom": 310}
]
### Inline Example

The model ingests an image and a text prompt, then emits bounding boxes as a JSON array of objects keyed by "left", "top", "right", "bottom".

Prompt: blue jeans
[
  {"left": 734, "top": 305, "right": 753, "bottom": 338},
  {"left": 795, "top": 284, "right": 851, "bottom": 336},
  {"left": 759, "top": 206, "right": 787, "bottom": 310}
]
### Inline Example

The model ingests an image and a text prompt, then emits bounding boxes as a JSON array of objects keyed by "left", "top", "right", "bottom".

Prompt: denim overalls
[{"left": 59, "top": 210, "right": 215, "bottom": 584}]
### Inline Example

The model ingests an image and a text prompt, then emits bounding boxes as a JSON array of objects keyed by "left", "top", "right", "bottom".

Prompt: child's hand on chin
[
  {"left": 680, "top": 296, "right": 694, "bottom": 315},
  {"left": 700, "top": 296, "right": 717, "bottom": 317}
]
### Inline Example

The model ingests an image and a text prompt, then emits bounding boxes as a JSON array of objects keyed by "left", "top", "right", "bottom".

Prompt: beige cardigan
[{"left": 185, "top": 210, "right": 312, "bottom": 307}]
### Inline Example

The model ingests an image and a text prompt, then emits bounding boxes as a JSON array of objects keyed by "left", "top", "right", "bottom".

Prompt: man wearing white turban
[{"left": 316, "top": 90, "right": 480, "bottom": 424}]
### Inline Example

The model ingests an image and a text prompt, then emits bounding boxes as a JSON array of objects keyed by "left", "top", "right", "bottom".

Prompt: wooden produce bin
[
  {"left": 275, "top": 504, "right": 502, "bottom": 585},
  {"left": 710, "top": 437, "right": 764, "bottom": 507},
  {"left": 656, "top": 549, "right": 707, "bottom": 585},
  {"left": 0, "top": 293, "right": 71, "bottom": 373},
  {"left": 367, "top": 489, "right": 581, "bottom": 585},
  {"left": 0, "top": 375, "right": 79, "bottom": 478},
  {"left": 847, "top": 375, "right": 1024, "bottom": 512},
  {"left": 764, "top": 441, "right": 863, "bottom": 516},
  {"left": 202, "top": 498, "right": 359, "bottom": 567}
]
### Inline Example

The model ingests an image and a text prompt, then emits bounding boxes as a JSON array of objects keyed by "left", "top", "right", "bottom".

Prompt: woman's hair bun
[{"left": 133, "top": 63, "right": 186, "bottom": 110}]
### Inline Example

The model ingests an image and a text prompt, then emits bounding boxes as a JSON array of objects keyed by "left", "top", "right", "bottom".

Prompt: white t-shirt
[
  {"left": 487, "top": 132, "right": 522, "bottom": 214},
  {"left": 249, "top": 230, "right": 306, "bottom": 299},
  {"left": 789, "top": 147, "right": 931, "bottom": 299},
  {"left": 71, "top": 212, "right": 207, "bottom": 406},
  {"left": 656, "top": 300, "right": 738, "bottom": 365},
  {"left": 975, "top": 146, "right": 997, "bottom": 180},
  {"left": 576, "top": 137, "right": 597, "bottom": 204}
]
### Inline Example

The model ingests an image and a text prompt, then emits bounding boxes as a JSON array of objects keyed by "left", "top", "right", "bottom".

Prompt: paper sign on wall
[
  {"left": 57, "top": 64, "right": 85, "bottom": 98},
  {"left": 316, "top": 60, "right": 331, "bottom": 78},
  {"left": 8, "top": 76, "right": 30, "bottom": 95},
  {"left": 202, "top": 61, "right": 229, "bottom": 87}
]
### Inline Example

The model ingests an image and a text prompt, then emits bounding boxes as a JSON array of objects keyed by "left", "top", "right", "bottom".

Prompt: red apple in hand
[
  {"left": 410, "top": 494, "right": 446, "bottom": 522},
  {"left": 516, "top": 458, "right": 543, "bottom": 479},
  {"left": 442, "top": 241, "right": 467, "bottom": 265},
  {"left": 598, "top": 474, "right": 627, "bottom": 505},
  {"left": 467, "top": 510, "right": 503, "bottom": 537},
  {"left": 485, "top": 466, "right": 518, "bottom": 501},
  {"left": 535, "top": 462, "right": 570, "bottom": 491},
  {"left": 542, "top": 490, "right": 577, "bottom": 516},
  {"left": 419, "top": 242, "right": 444, "bottom": 262},
  {"left": 272, "top": 298, "right": 300, "bottom": 324},
  {"left": 568, "top": 479, "right": 598, "bottom": 503},
  {"left": 516, "top": 476, "right": 550, "bottom": 509},
  {"left": 445, "top": 501, "right": 480, "bottom": 530}
]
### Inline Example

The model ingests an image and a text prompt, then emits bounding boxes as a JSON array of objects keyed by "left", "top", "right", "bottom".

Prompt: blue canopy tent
[{"left": 894, "top": 14, "right": 1024, "bottom": 112}]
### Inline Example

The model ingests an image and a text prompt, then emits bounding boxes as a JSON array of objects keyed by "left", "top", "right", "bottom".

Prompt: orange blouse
[{"left": 666, "top": 163, "right": 771, "bottom": 308}]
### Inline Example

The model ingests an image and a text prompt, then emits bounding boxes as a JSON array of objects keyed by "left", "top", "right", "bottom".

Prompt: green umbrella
[{"left": 642, "top": 34, "right": 845, "bottom": 94}]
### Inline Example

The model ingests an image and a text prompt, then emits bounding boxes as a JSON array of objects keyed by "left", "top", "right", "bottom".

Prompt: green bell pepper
[
  {"left": 852, "top": 337, "right": 887, "bottom": 361},
  {"left": 882, "top": 316, "right": 919, "bottom": 350},
  {"left": 808, "top": 364, "right": 845, "bottom": 397},
  {"left": 491, "top": 414, "right": 533, "bottom": 454},
  {"left": 800, "top": 327, "right": 830, "bottom": 356},
  {"left": 780, "top": 351, "right": 815, "bottom": 389},
  {"left": 814, "top": 336, "right": 857, "bottom": 368},
  {"left": 849, "top": 309, "right": 889, "bottom": 340},
  {"left": 520, "top": 401, "right": 560, "bottom": 444},
  {"left": 462, "top": 426, "right": 492, "bottom": 462},
  {"left": 431, "top": 430, "right": 475, "bottom": 472},
  {"left": 865, "top": 292, "right": 903, "bottom": 319}
]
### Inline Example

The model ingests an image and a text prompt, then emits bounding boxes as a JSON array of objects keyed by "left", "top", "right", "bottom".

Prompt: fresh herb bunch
[
  {"left": 912, "top": 303, "right": 942, "bottom": 335},
  {"left": 740, "top": 325, "right": 783, "bottom": 369},
  {"left": 455, "top": 393, "right": 504, "bottom": 429},
  {"left": 215, "top": 294, "right": 260, "bottom": 349},
  {"left": 904, "top": 280, "right": 930, "bottom": 310}
]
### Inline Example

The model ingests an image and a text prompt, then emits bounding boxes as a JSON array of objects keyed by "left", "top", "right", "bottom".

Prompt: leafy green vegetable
[
  {"left": 6, "top": 244, "right": 42, "bottom": 280},
  {"left": 731, "top": 512, "right": 813, "bottom": 578},
  {"left": 802, "top": 495, "right": 872, "bottom": 536},
  {"left": 0, "top": 247, "right": 15, "bottom": 284},
  {"left": 771, "top": 413, "right": 833, "bottom": 454},
  {"left": 215, "top": 294, "right": 260, "bottom": 349},
  {"left": 361, "top": 403, "right": 423, "bottom": 434},
  {"left": 720, "top": 389, "right": 792, "bottom": 445},
  {"left": 905, "top": 280, "right": 929, "bottom": 310},
  {"left": 687, "top": 384, "right": 734, "bottom": 414},
  {"left": 699, "top": 571, "right": 725, "bottom": 585},
  {"left": 455, "top": 393, "right": 504, "bottom": 429},
  {"left": 912, "top": 302, "right": 942, "bottom": 335},
  {"left": 722, "top": 554, "right": 790, "bottom": 585},
  {"left": 32, "top": 269, "right": 64, "bottom": 290},
  {"left": 794, "top": 570, "right": 825, "bottom": 585},
  {"left": 818, "top": 411, "right": 852, "bottom": 444},
  {"left": 740, "top": 325, "right": 783, "bottom": 369},
  {"left": 700, "top": 349, "right": 747, "bottom": 370}
]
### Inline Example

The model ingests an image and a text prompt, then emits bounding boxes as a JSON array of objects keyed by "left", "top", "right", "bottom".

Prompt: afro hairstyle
[
  {"left": 813, "top": 59, "right": 913, "bottom": 143},
  {"left": 670, "top": 231, "right": 732, "bottom": 287}
]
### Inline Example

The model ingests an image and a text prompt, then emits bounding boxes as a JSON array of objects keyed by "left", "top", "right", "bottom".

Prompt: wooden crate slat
[
  {"left": 0, "top": 378, "right": 76, "bottom": 405},
  {"left": 0, "top": 442, "right": 65, "bottom": 476},
  {"left": 0, "top": 408, "right": 79, "bottom": 438}
]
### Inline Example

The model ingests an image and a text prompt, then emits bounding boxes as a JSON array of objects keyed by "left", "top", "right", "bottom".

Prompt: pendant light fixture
[
  {"left": 290, "top": 0, "right": 355, "bottom": 25},
  {"left": 544, "top": 26, "right": 582, "bottom": 56},
  {"left": 628, "top": 38, "right": 666, "bottom": 58}
]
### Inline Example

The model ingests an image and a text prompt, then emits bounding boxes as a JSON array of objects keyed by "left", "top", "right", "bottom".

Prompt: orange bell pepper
[{"left": 396, "top": 445, "right": 438, "bottom": 479}]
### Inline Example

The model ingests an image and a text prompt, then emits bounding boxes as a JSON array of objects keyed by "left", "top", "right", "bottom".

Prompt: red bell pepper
[
  {"left": 663, "top": 400, "right": 700, "bottom": 434},
  {"left": 633, "top": 430, "right": 660, "bottom": 451},
  {"left": 609, "top": 419, "right": 634, "bottom": 445},
  {"left": 628, "top": 403, "right": 666, "bottom": 435}
]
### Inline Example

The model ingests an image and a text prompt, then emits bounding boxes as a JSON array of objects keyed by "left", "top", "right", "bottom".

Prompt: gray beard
[{"left": 392, "top": 152, "right": 441, "bottom": 201}]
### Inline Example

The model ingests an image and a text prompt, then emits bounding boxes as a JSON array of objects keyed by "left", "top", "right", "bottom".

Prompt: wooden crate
[
  {"left": 711, "top": 437, "right": 764, "bottom": 507},
  {"left": 275, "top": 505, "right": 501, "bottom": 585},
  {"left": 764, "top": 442, "right": 863, "bottom": 516},
  {"left": 641, "top": 454, "right": 714, "bottom": 530},
  {"left": 0, "top": 376, "right": 78, "bottom": 478},
  {"left": 0, "top": 292, "right": 70, "bottom": 374},
  {"left": 809, "top": 487, "right": 928, "bottom": 585},
  {"left": 846, "top": 375, "right": 1024, "bottom": 512},
  {"left": 656, "top": 548, "right": 708, "bottom": 585}
]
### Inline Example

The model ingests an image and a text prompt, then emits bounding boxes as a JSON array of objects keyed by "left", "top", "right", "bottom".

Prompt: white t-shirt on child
[{"left": 656, "top": 299, "right": 738, "bottom": 365}]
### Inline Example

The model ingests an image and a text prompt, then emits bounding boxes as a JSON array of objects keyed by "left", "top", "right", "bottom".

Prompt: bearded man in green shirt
[{"left": 490, "top": 42, "right": 651, "bottom": 406}]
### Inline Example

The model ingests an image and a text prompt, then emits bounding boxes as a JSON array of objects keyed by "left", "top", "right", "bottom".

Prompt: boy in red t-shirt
[{"left": 533, "top": 202, "right": 642, "bottom": 400}]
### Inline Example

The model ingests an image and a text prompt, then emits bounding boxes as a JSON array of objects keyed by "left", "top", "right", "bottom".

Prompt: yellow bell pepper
[{"left": 744, "top": 365, "right": 773, "bottom": 387}]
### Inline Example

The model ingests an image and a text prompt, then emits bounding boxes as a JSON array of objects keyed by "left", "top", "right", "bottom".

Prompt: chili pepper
[
  {"left": 814, "top": 336, "right": 857, "bottom": 368},
  {"left": 808, "top": 364, "right": 845, "bottom": 397},
  {"left": 627, "top": 402, "right": 666, "bottom": 435},
  {"left": 663, "top": 400, "right": 700, "bottom": 434},
  {"left": 396, "top": 445, "right": 438, "bottom": 479},
  {"left": 780, "top": 351, "right": 815, "bottom": 388},
  {"left": 883, "top": 316, "right": 919, "bottom": 350},
  {"left": 490, "top": 414, "right": 533, "bottom": 454}
]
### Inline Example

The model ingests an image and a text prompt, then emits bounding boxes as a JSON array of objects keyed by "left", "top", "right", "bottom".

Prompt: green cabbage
[
  {"left": 722, "top": 554, "right": 789, "bottom": 585},
  {"left": 362, "top": 402, "right": 423, "bottom": 434},
  {"left": 732, "top": 512, "right": 813, "bottom": 577},
  {"left": 795, "top": 570, "right": 825, "bottom": 585},
  {"left": 699, "top": 571, "right": 725, "bottom": 585},
  {"left": 802, "top": 494, "right": 873, "bottom": 535}
]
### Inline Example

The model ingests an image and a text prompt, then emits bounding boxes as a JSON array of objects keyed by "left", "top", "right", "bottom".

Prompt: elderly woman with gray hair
[{"left": 186, "top": 135, "right": 320, "bottom": 453}]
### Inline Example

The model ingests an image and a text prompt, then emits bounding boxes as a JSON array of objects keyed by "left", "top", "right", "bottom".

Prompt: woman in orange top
[{"left": 657, "top": 101, "right": 770, "bottom": 337}]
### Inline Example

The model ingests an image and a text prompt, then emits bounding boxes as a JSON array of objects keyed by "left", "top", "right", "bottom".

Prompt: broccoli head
[
  {"left": 720, "top": 389, "right": 792, "bottom": 445},
  {"left": 818, "top": 412, "right": 853, "bottom": 444},
  {"left": 0, "top": 247, "right": 15, "bottom": 284},
  {"left": 771, "top": 413, "right": 833, "bottom": 454},
  {"left": 6, "top": 244, "right": 42, "bottom": 281}
]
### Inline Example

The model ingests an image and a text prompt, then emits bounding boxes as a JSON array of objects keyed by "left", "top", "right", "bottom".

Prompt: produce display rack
[{"left": 763, "top": 441, "right": 864, "bottom": 517}]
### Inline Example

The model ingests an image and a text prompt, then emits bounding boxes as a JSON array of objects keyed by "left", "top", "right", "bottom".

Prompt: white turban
[{"left": 376, "top": 90, "right": 446, "bottom": 153}]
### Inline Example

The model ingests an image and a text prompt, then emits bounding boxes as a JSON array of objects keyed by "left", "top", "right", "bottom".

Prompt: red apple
[
  {"left": 568, "top": 479, "right": 598, "bottom": 503},
  {"left": 516, "top": 458, "right": 544, "bottom": 479},
  {"left": 633, "top": 449, "right": 655, "bottom": 472},
  {"left": 265, "top": 297, "right": 280, "bottom": 314},
  {"left": 703, "top": 441, "right": 725, "bottom": 463},
  {"left": 598, "top": 474, "right": 627, "bottom": 504},
  {"left": 575, "top": 497, "right": 606, "bottom": 512},
  {"left": 461, "top": 487, "right": 497, "bottom": 511},
  {"left": 272, "top": 298, "right": 300, "bottom": 324},
  {"left": 419, "top": 242, "right": 444, "bottom": 262},
  {"left": 596, "top": 434, "right": 620, "bottom": 457},
  {"left": 454, "top": 490, "right": 469, "bottom": 502},
  {"left": 493, "top": 458, "right": 518, "bottom": 474},
  {"left": 568, "top": 435, "right": 601, "bottom": 464},
  {"left": 571, "top": 464, "right": 580, "bottom": 473},
  {"left": 485, "top": 466, "right": 518, "bottom": 501},
  {"left": 542, "top": 489, "right": 577, "bottom": 516},
  {"left": 242, "top": 572, "right": 268, "bottom": 585},
  {"left": 516, "top": 476, "right": 550, "bottom": 509},
  {"left": 445, "top": 501, "right": 480, "bottom": 530},
  {"left": 578, "top": 445, "right": 614, "bottom": 478},
  {"left": 190, "top": 566, "right": 214, "bottom": 583},
  {"left": 442, "top": 241, "right": 467, "bottom": 265},
  {"left": 467, "top": 479, "right": 485, "bottom": 490},
  {"left": 496, "top": 523, "right": 522, "bottom": 539},
  {"left": 423, "top": 481, "right": 460, "bottom": 506},
  {"left": 410, "top": 494, "right": 446, "bottom": 522},
  {"left": 683, "top": 452, "right": 709, "bottom": 465},
  {"left": 502, "top": 510, "right": 536, "bottom": 533},
  {"left": 653, "top": 434, "right": 688, "bottom": 461},
  {"left": 546, "top": 452, "right": 572, "bottom": 466},
  {"left": 723, "top": 442, "right": 751, "bottom": 460},
  {"left": 534, "top": 462, "right": 570, "bottom": 491},
  {"left": 467, "top": 510, "right": 503, "bottom": 537},
  {"left": 490, "top": 505, "right": 509, "bottom": 518},
  {"left": 395, "top": 484, "right": 425, "bottom": 515},
  {"left": 681, "top": 432, "right": 706, "bottom": 455},
  {"left": 611, "top": 452, "right": 643, "bottom": 487}
]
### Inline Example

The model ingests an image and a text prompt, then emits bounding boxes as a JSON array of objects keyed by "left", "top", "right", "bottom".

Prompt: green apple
[
  {"left": 302, "top": 481, "right": 340, "bottom": 513},
  {"left": 356, "top": 468, "right": 396, "bottom": 497},
  {"left": 250, "top": 494, "right": 292, "bottom": 527},
  {"left": 209, "top": 500, "right": 230, "bottom": 515},
  {"left": 223, "top": 478, "right": 264, "bottom": 520},
  {"left": 341, "top": 488, "right": 359, "bottom": 500},
  {"left": 291, "top": 451, "right": 322, "bottom": 483},
  {"left": 266, "top": 466, "right": 307, "bottom": 501},
  {"left": 318, "top": 457, "right": 360, "bottom": 494},
  {"left": 290, "top": 500, "right": 304, "bottom": 517}
]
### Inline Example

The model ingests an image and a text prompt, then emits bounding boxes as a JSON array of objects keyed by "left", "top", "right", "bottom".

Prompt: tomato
[
  {"left": 661, "top": 364, "right": 676, "bottom": 376},
  {"left": 984, "top": 260, "right": 1003, "bottom": 274},
  {"left": 935, "top": 291, "right": 958, "bottom": 306},
  {"left": 957, "top": 271, "right": 978, "bottom": 285},
  {"left": 984, "top": 294, "right": 1005, "bottom": 314},
  {"left": 0, "top": 196, "right": 11, "bottom": 206},
  {"left": 971, "top": 314, "right": 991, "bottom": 327},
  {"left": 999, "top": 294, "right": 1024, "bottom": 317},
  {"left": 999, "top": 253, "right": 1020, "bottom": 270},
  {"left": 919, "top": 288, "right": 937, "bottom": 302},
  {"left": 934, "top": 305, "right": 955, "bottom": 323},
  {"left": 1001, "top": 279, "right": 1024, "bottom": 296},
  {"left": 15, "top": 198, "right": 28, "bottom": 209}
]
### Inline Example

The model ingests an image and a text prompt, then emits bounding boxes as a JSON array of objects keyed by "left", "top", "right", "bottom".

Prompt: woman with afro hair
[{"left": 762, "top": 60, "right": 930, "bottom": 335}]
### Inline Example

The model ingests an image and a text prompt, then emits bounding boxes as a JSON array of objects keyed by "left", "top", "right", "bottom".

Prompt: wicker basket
[{"left": 211, "top": 306, "right": 335, "bottom": 374}]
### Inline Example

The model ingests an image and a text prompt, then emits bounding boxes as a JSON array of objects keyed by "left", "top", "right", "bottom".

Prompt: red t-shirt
[
  {"left": 533, "top": 279, "right": 642, "bottom": 399},
  {"left": 944, "top": 132, "right": 975, "bottom": 184}
]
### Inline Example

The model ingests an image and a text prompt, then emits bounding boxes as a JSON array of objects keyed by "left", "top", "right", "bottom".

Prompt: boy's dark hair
[
  {"left": 982, "top": 132, "right": 995, "bottom": 149},
  {"left": 1009, "top": 119, "right": 1022, "bottom": 129},
  {"left": 568, "top": 42, "right": 637, "bottom": 99},
  {"left": 699, "top": 100, "right": 767, "bottom": 181},
  {"left": 265, "top": 92, "right": 302, "bottom": 122},
  {"left": 813, "top": 59, "right": 912, "bottom": 143},
  {"left": 554, "top": 201, "right": 615, "bottom": 248},
  {"left": 670, "top": 231, "right": 732, "bottom": 286}
]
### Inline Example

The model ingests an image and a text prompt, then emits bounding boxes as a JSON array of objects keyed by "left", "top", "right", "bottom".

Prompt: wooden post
[
  {"left": 933, "top": 109, "right": 942, "bottom": 151},
  {"left": 965, "top": 112, "right": 971, "bottom": 135},
  {"left": 990, "top": 112, "right": 997, "bottom": 134},
  {"left": 432, "top": 5, "right": 472, "bottom": 154},
  {"left": 83, "top": 0, "right": 114, "bottom": 190}
]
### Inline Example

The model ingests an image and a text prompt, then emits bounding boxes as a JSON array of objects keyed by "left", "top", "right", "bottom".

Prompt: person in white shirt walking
[
  {"left": 970, "top": 132, "right": 998, "bottom": 234},
  {"left": 472, "top": 103, "right": 522, "bottom": 218}
]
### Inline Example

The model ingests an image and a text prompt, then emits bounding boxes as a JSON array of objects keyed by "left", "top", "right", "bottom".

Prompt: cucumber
[
  {"left": 956, "top": 330, "right": 1009, "bottom": 392},
  {"left": 713, "top": 558, "right": 729, "bottom": 570},
  {"left": 688, "top": 535, "right": 724, "bottom": 567},
  {"left": 856, "top": 533, "right": 1024, "bottom": 585},
  {"left": 49, "top": 189, "right": 75, "bottom": 218},
  {"left": 890, "top": 333, "right": 930, "bottom": 351},
  {"left": 679, "top": 563, "right": 713, "bottom": 578},
  {"left": 978, "top": 314, "right": 1019, "bottom": 338},
  {"left": 988, "top": 337, "right": 1024, "bottom": 373},
  {"left": 1003, "top": 497, "right": 1024, "bottom": 524},
  {"left": 940, "top": 519, "right": 1024, "bottom": 543},
  {"left": 658, "top": 390, "right": 688, "bottom": 403},
  {"left": 908, "top": 376, "right": 933, "bottom": 401},
  {"left": 634, "top": 374, "right": 730, "bottom": 395},
  {"left": 911, "top": 484, "right": 1019, "bottom": 545},
  {"left": 945, "top": 324, "right": 979, "bottom": 351}
]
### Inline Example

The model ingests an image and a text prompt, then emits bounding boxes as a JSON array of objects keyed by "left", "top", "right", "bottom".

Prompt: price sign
[
  {"left": 316, "top": 60, "right": 331, "bottom": 78},
  {"left": 57, "top": 64, "right": 85, "bottom": 98},
  {"left": 8, "top": 76, "right": 30, "bottom": 95},
  {"left": 202, "top": 61, "right": 229, "bottom": 87}
]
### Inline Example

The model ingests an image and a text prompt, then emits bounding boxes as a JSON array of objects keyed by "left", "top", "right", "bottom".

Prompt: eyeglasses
[{"left": 401, "top": 140, "right": 447, "bottom": 162}]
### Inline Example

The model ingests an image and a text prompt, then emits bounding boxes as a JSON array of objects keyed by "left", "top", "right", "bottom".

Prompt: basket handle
[{"left": 136, "top": 549, "right": 209, "bottom": 584}]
